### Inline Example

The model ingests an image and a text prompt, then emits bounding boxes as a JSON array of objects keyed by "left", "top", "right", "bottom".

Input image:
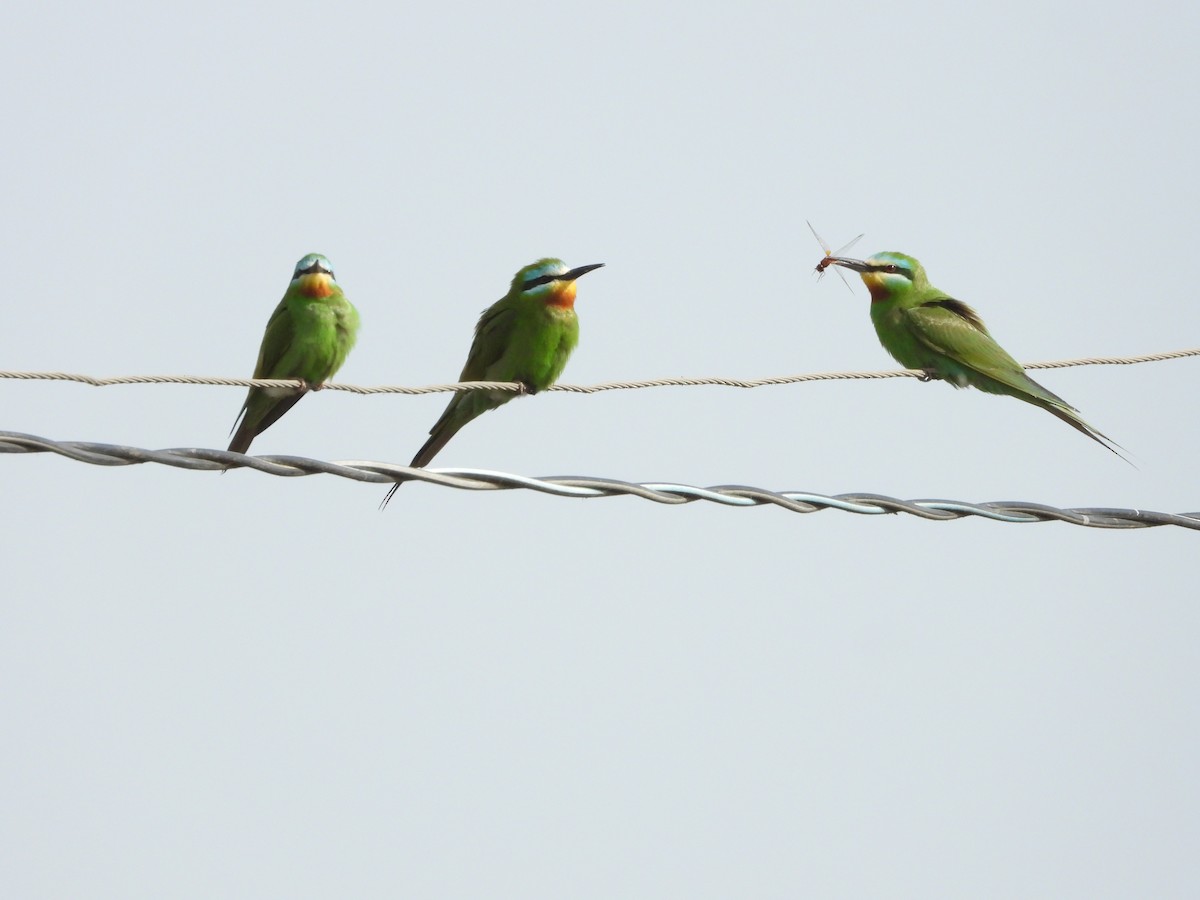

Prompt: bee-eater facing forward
[
  {"left": 381, "top": 258, "right": 604, "bottom": 507},
  {"left": 228, "top": 253, "right": 360, "bottom": 455},
  {"left": 824, "top": 251, "right": 1123, "bottom": 456}
]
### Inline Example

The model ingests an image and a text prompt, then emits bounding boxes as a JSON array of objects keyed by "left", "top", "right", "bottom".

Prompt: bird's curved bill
[
  {"left": 563, "top": 263, "right": 605, "bottom": 281},
  {"left": 824, "top": 256, "right": 870, "bottom": 273}
]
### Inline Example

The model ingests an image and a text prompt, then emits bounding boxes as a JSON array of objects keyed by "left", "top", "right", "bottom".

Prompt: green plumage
[
  {"left": 382, "top": 257, "right": 602, "bottom": 507},
  {"left": 228, "top": 253, "right": 359, "bottom": 455},
  {"left": 828, "top": 251, "right": 1123, "bottom": 457}
]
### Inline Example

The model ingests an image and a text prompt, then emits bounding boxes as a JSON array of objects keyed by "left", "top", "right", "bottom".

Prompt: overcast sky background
[{"left": 3, "top": 1, "right": 1198, "bottom": 897}]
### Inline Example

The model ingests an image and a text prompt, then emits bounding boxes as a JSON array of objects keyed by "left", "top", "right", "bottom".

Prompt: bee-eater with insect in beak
[
  {"left": 822, "top": 251, "right": 1124, "bottom": 457},
  {"left": 382, "top": 257, "right": 604, "bottom": 507},
  {"left": 227, "top": 253, "right": 360, "bottom": 455}
]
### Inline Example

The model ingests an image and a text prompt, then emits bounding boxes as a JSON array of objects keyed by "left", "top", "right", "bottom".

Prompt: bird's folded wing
[
  {"left": 254, "top": 301, "right": 296, "bottom": 379},
  {"left": 460, "top": 304, "right": 518, "bottom": 380},
  {"left": 906, "top": 302, "right": 1057, "bottom": 400}
]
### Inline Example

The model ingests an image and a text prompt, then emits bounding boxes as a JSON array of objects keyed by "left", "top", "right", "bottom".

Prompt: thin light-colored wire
[
  {"left": 2, "top": 431, "right": 1196, "bottom": 530},
  {"left": 0, "top": 347, "right": 1196, "bottom": 395}
]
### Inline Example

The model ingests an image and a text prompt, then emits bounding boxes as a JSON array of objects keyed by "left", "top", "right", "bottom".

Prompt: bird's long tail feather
[
  {"left": 1040, "top": 402, "right": 1133, "bottom": 465},
  {"left": 380, "top": 409, "right": 471, "bottom": 508},
  {"left": 227, "top": 392, "right": 306, "bottom": 455}
]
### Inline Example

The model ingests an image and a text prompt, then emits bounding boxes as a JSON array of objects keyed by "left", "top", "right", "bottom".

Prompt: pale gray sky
[{"left": 3, "top": 1, "right": 1198, "bottom": 897}]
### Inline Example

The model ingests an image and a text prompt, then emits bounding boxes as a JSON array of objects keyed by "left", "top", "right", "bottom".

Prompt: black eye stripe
[
  {"left": 867, "top": 263, "right": 912, "bottom": 279},
  {"left": 522, "top": 273, "right": 558, "bottom": 290}
]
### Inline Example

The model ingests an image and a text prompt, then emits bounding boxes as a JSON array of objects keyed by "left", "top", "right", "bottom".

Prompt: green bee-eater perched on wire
[
  {"left": 381, "top": 257, "right": 604, "bottom": 507},
  {"left": 227, "top": 253, "right": 360, "bottom": 455},
  {"left": 821, "top": 251, "right": 1124, "bottom": 457}
]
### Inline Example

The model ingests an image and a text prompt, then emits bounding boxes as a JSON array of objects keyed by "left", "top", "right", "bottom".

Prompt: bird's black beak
[
  {"left": 299, "top": 261, "right": 332, "bottom": 276},
  {"left": 824, "top": 256, "right": 871, "bottom": 273},
  {"left": 563, "top": 263, "right": 605, "bottom": 281}
]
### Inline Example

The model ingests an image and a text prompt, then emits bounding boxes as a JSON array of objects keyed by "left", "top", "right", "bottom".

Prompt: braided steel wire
[
  {"left": 2, "top": 431, "right": 1196, "bottom": 530},
  {"left": 0, "top": 347, "right": 1196, "bottom": 395}
]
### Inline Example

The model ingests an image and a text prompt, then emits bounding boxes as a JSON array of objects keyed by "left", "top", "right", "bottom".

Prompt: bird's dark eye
[
  {"left": 886, "top": 265, "right": 900, "bottom": 273},
  {"left": 522, "top": 274, "right": 557, "bottom": 290}
]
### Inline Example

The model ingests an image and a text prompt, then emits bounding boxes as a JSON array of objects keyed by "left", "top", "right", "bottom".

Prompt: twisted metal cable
[
  {"left": 2, "top": 431, "right": 1196, "bottom": 530},
  {"left": 0, "top": 347, "right": 1196, "bottom": 395}
]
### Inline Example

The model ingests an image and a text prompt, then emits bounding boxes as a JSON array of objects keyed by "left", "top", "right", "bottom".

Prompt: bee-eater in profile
[
  {"left": 822, "top": 251, "right": 1124, "bottom": 456},
  {"left": 381, "top": 257, "right": 604, "bottom": 507},
  {"left": 227, "top": 253, "right": 360, "bottom": 455}
]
